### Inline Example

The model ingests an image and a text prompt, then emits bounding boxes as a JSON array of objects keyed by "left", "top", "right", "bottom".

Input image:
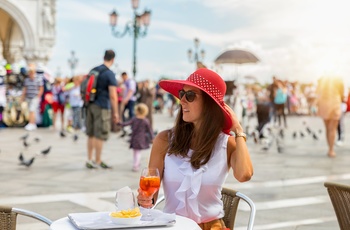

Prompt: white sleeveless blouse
[{"left": 162, "top": 132, "right": 229, "bottom": 224}]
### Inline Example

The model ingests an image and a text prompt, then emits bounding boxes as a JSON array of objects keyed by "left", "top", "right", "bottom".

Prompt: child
[
  {"left": 118, "top": 103, "right": 154, "bottom": 171},
  {"left": 65, "top": 75, "right": 83, "bottom": 141},
  {"left": 51, "top": 77, "right": 65, "bottom": 131}
]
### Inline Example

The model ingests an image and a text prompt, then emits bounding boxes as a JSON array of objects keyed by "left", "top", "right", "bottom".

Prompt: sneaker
[
  {"left": 99, "top": 161, "right": 112, "bottom": 169},
  {"left": 336, "top": 140, "right": 344, "bottom": 146},
  {"left": 86, "top": 160, "right": 98, "bottom": 169},
  {"left": 25, "top": 123, "right": 37, "bottom": 131},
  {"left": 120, "top": 131, "right": 126, "bottom": 138}
]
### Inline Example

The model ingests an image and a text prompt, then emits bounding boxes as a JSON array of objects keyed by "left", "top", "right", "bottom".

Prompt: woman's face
[{"left": 180, "top": 85, "right": 203, "bottom": 127}]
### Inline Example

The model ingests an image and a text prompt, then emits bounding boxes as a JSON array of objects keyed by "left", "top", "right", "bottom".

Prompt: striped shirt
[{"left": 24, "top": 76, "right": 43, "bottom": 99}]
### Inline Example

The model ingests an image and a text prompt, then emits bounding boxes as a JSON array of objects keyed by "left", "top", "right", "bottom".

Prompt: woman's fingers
[{"left": 137, "top": 188, "right": 154, "bottom": 208}]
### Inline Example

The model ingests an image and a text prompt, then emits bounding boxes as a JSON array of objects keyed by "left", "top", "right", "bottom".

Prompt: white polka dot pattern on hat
[{"left": 188, "top": 73, "right": 224, "bottom": 103}]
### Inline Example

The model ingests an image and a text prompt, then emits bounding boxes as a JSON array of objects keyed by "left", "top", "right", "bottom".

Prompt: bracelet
[{"left": 230, "top": 131, "right": 247, "bottom": 142}]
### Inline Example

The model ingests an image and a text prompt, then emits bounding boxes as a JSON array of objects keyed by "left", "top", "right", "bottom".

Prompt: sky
[{"left": 47, "top": 0, "right": 350, "bottom": 86}]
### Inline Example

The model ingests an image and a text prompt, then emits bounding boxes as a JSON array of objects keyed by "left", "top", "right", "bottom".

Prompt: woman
[
  {"left": 316, "top": 76, "right": 344, "bottom": 157},
  {"left": 137, "top": 68, "right": 253, "bottom": 230}
]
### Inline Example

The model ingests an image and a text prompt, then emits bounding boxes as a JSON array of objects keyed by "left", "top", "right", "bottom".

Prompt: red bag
[{"left": 346, "top": 92, "right": 350, "bottom": 112}]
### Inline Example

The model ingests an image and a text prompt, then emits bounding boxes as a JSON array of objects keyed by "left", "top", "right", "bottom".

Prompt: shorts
[
  {"left": 198, "top": 219, "right": 226, "bottom": 230},
  {"left": 52, "top": 101, "right": 65, "bottom": 113},
  {"left": 26, "top": 97, "right": 40, "bottom": 112},
  {"left": 85, "top": 103, "right": 111, "bottom": 140}
]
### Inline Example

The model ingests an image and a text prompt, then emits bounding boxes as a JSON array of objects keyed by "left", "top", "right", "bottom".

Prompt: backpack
[
  {"left": 274, "top": 88, "right": 287, "bottom": 104},
  {"left": 80, "top": 66, "right": 108, "bottom": 107}
]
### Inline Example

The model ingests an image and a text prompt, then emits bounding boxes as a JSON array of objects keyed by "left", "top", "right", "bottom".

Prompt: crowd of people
[
  {"left": 0, "top": 52, "right": 349, "bottom": 163},
  {"left": 232, "top": 75, "right": 349, "bottom": 157},
  {"left": 1, "top": 51, "right": 350, "bottom": 229}
]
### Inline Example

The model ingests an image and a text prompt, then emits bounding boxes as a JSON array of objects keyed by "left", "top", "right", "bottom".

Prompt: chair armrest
[
  {"left": 12, "top": 208, "right": 52, "bottom": 226},
  {"left": 152, "top": 195, "right": 165, "bottom": 209}
]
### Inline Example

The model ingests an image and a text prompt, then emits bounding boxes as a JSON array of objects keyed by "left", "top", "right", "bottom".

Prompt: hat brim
[{"left": 159, "top": 80, "right": 233, "bottom": 134}]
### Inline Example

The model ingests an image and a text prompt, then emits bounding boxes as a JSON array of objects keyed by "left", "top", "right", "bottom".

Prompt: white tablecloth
[{"left": 50, "top": 215, "right": 201, "bottom": 230}]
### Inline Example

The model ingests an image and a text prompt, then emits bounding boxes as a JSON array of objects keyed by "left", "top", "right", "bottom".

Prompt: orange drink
[{"left": 139, "top": 176, "right": 160, "bottom": 196}]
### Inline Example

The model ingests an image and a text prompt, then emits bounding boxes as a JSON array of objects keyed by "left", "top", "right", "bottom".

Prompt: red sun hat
[{"left": 159, "top": 68, "right": 233, "bottom": 134}]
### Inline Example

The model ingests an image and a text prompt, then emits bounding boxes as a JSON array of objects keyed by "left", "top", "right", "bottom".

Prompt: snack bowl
[{"left": 109, "top": 213, "right": 142, "bottom": 225}]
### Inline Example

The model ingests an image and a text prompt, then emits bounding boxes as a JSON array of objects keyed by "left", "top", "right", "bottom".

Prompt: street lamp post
[
  {"left": 109, "top": 0, "right": 151, "bottom": 79},
  {"left": 187, "top": 37, "right": 206, "bottom": 69},
  {"left": 67, "top": 51, "right": 78, "bottom": 77}
]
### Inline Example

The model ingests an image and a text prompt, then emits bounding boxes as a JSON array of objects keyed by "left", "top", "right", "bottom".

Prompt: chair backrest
[
  {"left": 0, "top": 205, "right": 52, "bottom": 230},
  {"left": 153, "top": 187, "right": 256, "bottom": 230},
  {"left": 221, "top": 187, "right": 256, "bottom": 230},
  {"left": 221, "top": 188, "right": 240, "bottom": 229},
  {"left": 0, "top": 206, "right": 16, "bottom": 230},
  {"left": 324, "top": 181, "right": 350, "bottom": 230}
]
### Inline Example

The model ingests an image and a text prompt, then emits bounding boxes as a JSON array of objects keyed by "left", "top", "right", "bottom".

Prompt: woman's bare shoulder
[
  {"left": 155, "top": 129, "right": 171, "bottom": 143},
  {"left": 150, "top": 130, "right": 171, "bottom": 160}
]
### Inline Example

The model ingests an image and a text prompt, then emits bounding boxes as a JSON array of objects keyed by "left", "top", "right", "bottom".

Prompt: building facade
[{"left": 0, "top": 0, "right": 56, "bottom": 66}]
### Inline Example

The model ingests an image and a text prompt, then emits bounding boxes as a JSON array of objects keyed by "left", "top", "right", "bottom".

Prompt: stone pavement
[{"left": 0, "top": 112, "right": 349, "bottom": 230}]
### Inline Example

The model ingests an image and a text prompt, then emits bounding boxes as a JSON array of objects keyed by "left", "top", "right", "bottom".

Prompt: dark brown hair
[
  {"left": 167, "top": 92, "right": 225, "bottom": 169},
  {"left": 104, "top": 49, "right": 115, "bottom": 61}
]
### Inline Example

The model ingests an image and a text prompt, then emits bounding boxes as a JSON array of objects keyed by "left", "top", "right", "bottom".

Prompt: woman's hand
[{"left": 137, "top": 188, "right": 154, "bottom": 208}]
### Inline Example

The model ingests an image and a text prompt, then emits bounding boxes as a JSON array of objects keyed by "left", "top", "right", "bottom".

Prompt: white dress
[{"left": 162, "top": 133, "right": 229, "bottom": 224}]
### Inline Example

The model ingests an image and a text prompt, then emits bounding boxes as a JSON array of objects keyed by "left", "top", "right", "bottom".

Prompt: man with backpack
[{"left": 84, "top": 49, "right": 119, "bottom": 169}]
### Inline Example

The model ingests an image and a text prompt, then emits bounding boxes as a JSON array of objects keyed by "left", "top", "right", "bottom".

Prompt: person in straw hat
[{"left": 137, "top": 68, "right": 253, "bottom": 229}]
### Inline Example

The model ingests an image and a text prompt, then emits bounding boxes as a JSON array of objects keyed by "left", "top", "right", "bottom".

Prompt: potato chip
[{"left": 110, "top": 207, "right": 141, "bottom": 218}]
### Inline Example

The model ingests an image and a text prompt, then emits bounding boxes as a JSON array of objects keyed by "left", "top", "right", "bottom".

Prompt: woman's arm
[
  {"left": 137, "top": 130, "right": 169, "bottom": 208},
  {"left": 224, "top": 104, "right": 253, "bottom": 182}
]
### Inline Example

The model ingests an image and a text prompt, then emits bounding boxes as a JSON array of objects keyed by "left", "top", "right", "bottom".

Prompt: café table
[{"left": 50, "top": 214, "right": 201, "bottom": 230}]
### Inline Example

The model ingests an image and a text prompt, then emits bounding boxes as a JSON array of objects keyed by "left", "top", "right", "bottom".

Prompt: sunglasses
[{"left": 179, "top": 89, "right": 199, "bottom": 102}]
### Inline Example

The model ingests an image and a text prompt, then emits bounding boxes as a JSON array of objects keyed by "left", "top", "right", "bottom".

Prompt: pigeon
[
  {"left": 23, "top": 140, "right": 30, "bottom": 148},
  {"left": 60, "top": 131, "right": 66, "bottom": 137},
  {"left": 292, "top": 131, "right": 297, "bottom": 139},
  {"left": 34, "top": 137, "right": 40, "bottom": 142},
  {"left": 277, "top": 146, "right": 283, "bottom": 153},
  {"left": 300, "top": 131, "right": 305, "bottom": 138},
  {"left": 20, "top": 157, "right": 35, "bottom": 167},
  {"left": 279, "top": 129, "right": 284, "bottom": 139},
  {"left": 73, "top": 135, "right": 78, "bottom": 142},
  {"left": 312, "top": 133, "right": 318, "bottom": 140},
  {"left": 20, "top": 133, "right": 29, "bottom": 140},
  {"left": 40, "top": 146, "right": 51, "bottom": 155},
  {"left": 306, "top": 127, "right": 312, "bottom": 134},
  {"left": 19, "top": 152, "right": 24, "bottom": 162}
]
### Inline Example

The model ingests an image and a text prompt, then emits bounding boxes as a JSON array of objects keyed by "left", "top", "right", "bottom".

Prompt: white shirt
[{"left": 163, "top": 133, "right": 229, "bottom": 224}]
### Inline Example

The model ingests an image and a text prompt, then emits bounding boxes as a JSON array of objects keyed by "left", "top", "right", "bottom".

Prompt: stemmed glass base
[{"left": 142, "top": 208, "right": 154, "bottom": 221}]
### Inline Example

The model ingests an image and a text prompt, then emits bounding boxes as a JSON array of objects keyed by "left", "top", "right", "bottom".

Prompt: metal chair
[
  {"left": 324, "top": 181, "right": 350, "bottom": 230},
  {"left": 153, "top": 187, "right": 256, "bottom": 230},
  {"left": 0, "top": 205, "right": 52, "bottom": 230}
]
